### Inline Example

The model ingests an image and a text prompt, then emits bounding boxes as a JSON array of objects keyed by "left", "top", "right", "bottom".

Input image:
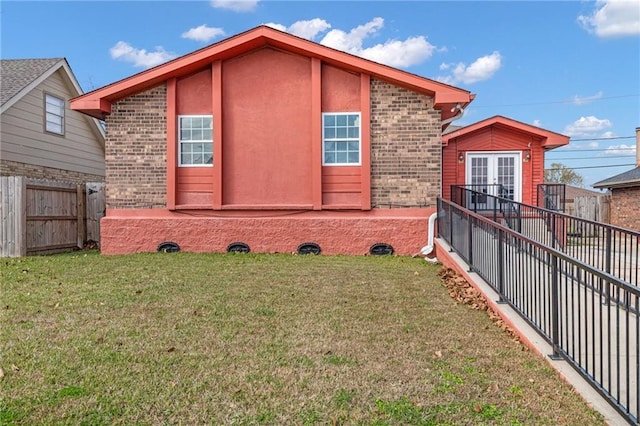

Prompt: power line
[
  {"left": 569, "top": 136, "right": 636, "bottom": 141},
  {"left": 545, "top": 163, "right": 636, "bottom": 171},
  {"left": 549, "top": 147, "right": 636, "bottom": 153},
  {"left": 471, "top": 94, "right": 640, "bottom": 109},
  {"left": 545, "top": 155, "right": 635, "bottom": 161}
]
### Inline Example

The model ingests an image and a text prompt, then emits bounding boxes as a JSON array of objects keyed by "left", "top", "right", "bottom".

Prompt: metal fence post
[
  {"left": 497, "top": 228, "right": 505, "bottom": 303},
  {"left": 550, "top": 253, "right": 562, "bottom": 360},
  {"left": 468, "top": 213, "right": 474, "bottom": 272}
]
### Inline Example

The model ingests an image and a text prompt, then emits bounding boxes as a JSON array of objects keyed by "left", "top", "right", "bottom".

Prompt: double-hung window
[
  {"left": 322, "top": 113, "right": 361, "bottom": 165},
  {"left": 179, "top": 115, "right": 213, "bottom": 166},
  {"left": 45, "top": 94, "right": 65, "bottom": 135}
]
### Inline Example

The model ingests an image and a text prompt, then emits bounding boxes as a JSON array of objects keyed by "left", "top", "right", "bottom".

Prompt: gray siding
[{"left": 0, "top": 68, "right": 104, "bottom": 177}]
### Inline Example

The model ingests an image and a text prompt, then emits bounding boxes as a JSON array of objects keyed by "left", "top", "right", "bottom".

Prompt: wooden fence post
[{"left": 77, "top": 184, "right": 85, "bottom": 249}]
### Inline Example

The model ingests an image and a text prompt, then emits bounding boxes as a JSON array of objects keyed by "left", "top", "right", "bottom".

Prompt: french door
[{"left": 466, "top": 152, "right": 521, "bottom": 209}]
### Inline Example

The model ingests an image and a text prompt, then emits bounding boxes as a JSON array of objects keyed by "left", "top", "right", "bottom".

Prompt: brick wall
[
  {"left": 104, "top": 85, "right": 167, "bottom": 209},
  {"left": 370, "top": 79, "right": 442, "bottom": 208},
  {"left": 0, "top": 159, "right": 103, "bottom": 183},
  {"left": 610, "top": 186, "right": 640, "bottom": 230}
]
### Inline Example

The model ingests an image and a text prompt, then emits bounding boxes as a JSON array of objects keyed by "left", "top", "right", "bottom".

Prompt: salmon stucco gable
[{"left": 71, "top": 25, "right": 474, "bottom": 255}]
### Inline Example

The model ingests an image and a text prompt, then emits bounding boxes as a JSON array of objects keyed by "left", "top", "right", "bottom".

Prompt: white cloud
[
  {"left": 109, "top": 41, "right": 176, "bottom": 68},
  {"left": 268, "top": 17, "right": 437, "bottom": 69},
  {"left": 532, "top": 119, "right": 542, "bottom": 127},
  {"left": 264, "top": 23, "right": 287, "bottom": 32},
  {"left": 437, "top": 51, "right": 502, "bottom": 85},
  {"left": 289, "top": 19, "right": 332, "bottom": 40},
  {"left": 439, "top": 62, "right": 450, "bottom": 71},
  {"left": 181, "top": 25, "right": 225, "bottom": 43},
  {"left": 572, "top": 91, "right": 604, "bottom": 105},
  {"left": 319, "top": 18, "right": 436, "bottom": 68},
  {"left": 211, "top": 0, "right": 258, "bottom": 12},
  {"left": 602, "top": 143, "right": 637, "bottom": 155},
  {"left": 578, "top": 0, "right": 640, "bottom": 37},
  {"left": 563, "top": 115, "right": 613, "bottom": 137},
  {"left": 265, "top": 19, "right": 331, "bottom": 40}
]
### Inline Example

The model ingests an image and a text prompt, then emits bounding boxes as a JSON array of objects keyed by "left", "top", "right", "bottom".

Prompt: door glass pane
[{"left": 497, "top": 157, "right": 515, "bottom": 200}]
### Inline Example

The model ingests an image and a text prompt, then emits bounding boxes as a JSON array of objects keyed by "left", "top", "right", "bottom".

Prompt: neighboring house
[
  {"left": 71, "top": 26, "right": 474, "bottom": 255},
  {"left": 0, "top": 58, "right": 105, "bottom": 183},
  {"left": 441, "top": 116, "right": 569, "bottom": 204},
  {"left": 592, "top": 128, "right": 640, "bottom": 230},
  {"left": 563, "top": 185, "right": 609, "bottom": 222}
]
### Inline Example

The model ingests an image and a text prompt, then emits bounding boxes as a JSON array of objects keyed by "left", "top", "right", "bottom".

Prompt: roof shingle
[{"left": 0, "top": 58, "right": 63, "bottom": 106}]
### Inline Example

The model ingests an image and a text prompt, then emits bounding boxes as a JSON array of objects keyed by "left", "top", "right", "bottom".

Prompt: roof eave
[
  {"left": 71, "top": 26, "right": 473, "bottom": 118},
  {"left": 592, "top": 179, "right": 640, "bottom": 189}
]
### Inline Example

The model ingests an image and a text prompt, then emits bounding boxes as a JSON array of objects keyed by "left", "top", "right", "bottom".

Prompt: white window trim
[
  {"left": 44, "top": 93, "right": 65, "bottom": 135},
  {"left": 178, "top": 114, "right": 213, "bottom": 167},
  {"left": 322, "top": 112, "right": 362, "bottom": 166},
  {"left": 465, "top": 151, "right": 522, "bottom": 202}
]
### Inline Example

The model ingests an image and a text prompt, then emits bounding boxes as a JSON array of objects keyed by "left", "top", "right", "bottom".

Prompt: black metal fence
[
  {"left": 438, "top": 197, "right": 639, "bottom": 424},
  {"left": 538, "top": 183, "right": 566, "bottom": 212},
  {"left": 451, "top": 185, "right": 640, "bottom": 288}
]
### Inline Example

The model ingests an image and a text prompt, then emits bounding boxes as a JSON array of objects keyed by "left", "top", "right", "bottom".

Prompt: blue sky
[{"left": 2, "top": 0, "right": 639, "bottom": 188}]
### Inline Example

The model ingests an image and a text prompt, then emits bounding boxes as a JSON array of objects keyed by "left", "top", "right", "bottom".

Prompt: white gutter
[
  {"left": 420, "top": 213, "right": 439, "bottom": 263},
  {"left": 422, "top": 104, "right": 465, "bottom": 263}
]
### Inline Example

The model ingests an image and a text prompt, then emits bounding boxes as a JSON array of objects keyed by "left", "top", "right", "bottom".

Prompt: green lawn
[{"left": 1, "top": 251, "right": 603, "bottom": 425}]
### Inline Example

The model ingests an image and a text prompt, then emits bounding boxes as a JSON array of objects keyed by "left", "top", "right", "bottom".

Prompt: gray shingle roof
[
  {"left": 0, "top": 58, "right": 63, "bottom": 106},
  {"left": 592, "top": 166, "right": 640, "bottom": 189}
]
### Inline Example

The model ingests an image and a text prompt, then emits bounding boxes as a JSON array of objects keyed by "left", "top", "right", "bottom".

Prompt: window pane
[
  {"left": 336, "top": 127, "right": 347, "bottom": 138},
  {"left": 324, "top": 152, "right": 335, "bottom": 164},
  {"left": 202, "top": 128, "right": 212, "bottom": 140},
  {"left": 193, "top": 154, "right": 203, "bottom": 164},
  {"left": 347, "top": 115, "right": 358, "bottom": 126},
  {"left": 348, "top": 152, "right": 359, "bottom": 163},
  {"left": 336, "top": 115, "right": 347, "bottom": 126},
  {"left": 203, "top": 116, "right": 213, "bottom": 129},
  {"left": 347, "top": 141, "right": 359, "bottom": 151},
  {"left": 336, "top": 142, "right": 348, "bottom": 151},
  {"left": 180, "top": 129, "right": 190, "bottom": 141},
  {"left": 46, "top": 112, "right": 62, "bottom": 125},
  {"left": 324, "top": 115, "right": 335, "bottom": 126},
  {"left": 325, "top": 141, "right": 335, "bottom": 151},
  {"left": 180, "top": 117, "right": 191, "bottom": 129},
  {"left": 46, "top": 122, "right": 62, "bottom": 134},
  {"left": 348, "top": 127, "right": 358, "bottom": 138},
  {"left": 181, "top": 153, "right": 190, "bottom": 164},
  {"left": 47, "top": 103, "right": 63, "bottom": 116},
  {"left": 324, "top": 128, "right": 336, "bottom": 139},
  {"left": 205, "top": 154, "right": 213, "bottom": 164},
  {"left": 192, "top": 129, "right": 203, "bottom": 141},
  {"left": 336, "top": 152, "right": 347, "bottom": 163}
]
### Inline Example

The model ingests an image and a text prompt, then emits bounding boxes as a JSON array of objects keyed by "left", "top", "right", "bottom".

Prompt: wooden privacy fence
[
  {"left": 574, "top": 194, "right": 611, "bottom": 226},
  {"left": 0, "top": 177, "right": 105, "bottom": 257}
]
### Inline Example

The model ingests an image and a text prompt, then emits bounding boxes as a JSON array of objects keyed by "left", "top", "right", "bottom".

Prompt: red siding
[
  {"left": 322, "top": 166, "right": 361, "bottom": 207},
  {"left": 320, "top": 64, "right": 363, "bottom": 207},
  {"left": 321, "top": 64, "right": 360, "bottom": 111},
  {"left": 442, "top": 125, "right": 547, "bottom": 205},
  {"left": 175, "top": 68, "right": 214, "bottom": 206},
  {"left": 222, "top": 48, "right": 313, "bottom": 207}
]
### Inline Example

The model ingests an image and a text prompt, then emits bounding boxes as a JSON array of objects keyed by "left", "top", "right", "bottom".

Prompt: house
[
  {"left": 71, "top": 26, "right": 474, "bottom": 255},
  {"left": 441, "top": 116, "right": 569, "bottom": 204},
  {"left": 0, "top": 58, "right": 105, "bottom": 183},
  {"left": 592, "top": 128, "right": 640, "bottom": 230},
  {"left": 563, "top": 185, "right": 609, "bottom": 222}
]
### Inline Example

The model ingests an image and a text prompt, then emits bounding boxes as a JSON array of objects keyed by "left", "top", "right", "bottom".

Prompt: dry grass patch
[{"left": 1, "top": 251, "right": 603, "bottom": 425}]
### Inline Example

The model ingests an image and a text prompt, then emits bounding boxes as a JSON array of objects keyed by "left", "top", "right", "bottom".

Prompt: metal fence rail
[
  {"left": 538, "top": 183, "right": 566, "bottom": 212},
  {"left": 438, "top": 197, "right": 639, "bottom": 424},
  {"left": 451, "top": 185, "right": 640, "bottom": 288}
]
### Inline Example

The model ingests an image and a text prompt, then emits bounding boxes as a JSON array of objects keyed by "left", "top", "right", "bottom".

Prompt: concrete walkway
[{"left": 435, "top": 237, "right": 633, "bottom": 426}]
